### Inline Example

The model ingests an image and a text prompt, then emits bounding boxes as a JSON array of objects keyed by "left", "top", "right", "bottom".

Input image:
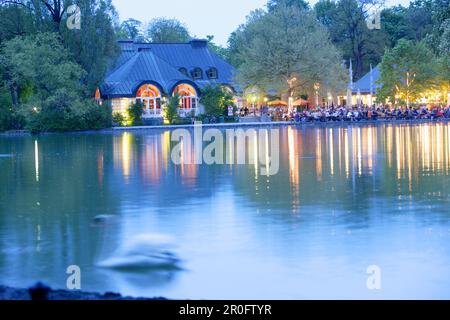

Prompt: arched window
[
  {"left": 179, "top": 68, "right": 188, "bottom": 77},
  {"left": 207, "top": 68, "right": 218, "bottom": 79},
  {"left": 191, "top": 68, "right": 203, "bottom": 80},
  {"left": 173, "top": 83, "right": 198, "bottom": 115},
  {"left": 136, "top": 84, "right": 162, "bottom": 117}
]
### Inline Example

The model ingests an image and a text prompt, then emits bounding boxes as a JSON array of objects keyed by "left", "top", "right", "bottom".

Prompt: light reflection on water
[{"left": 1, "top": 123, "right": 450, "bottom": 299}]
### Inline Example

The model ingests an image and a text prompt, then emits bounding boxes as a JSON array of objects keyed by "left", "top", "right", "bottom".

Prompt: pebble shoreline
[{"left": 0, "top": 284, "right": 166, "bottom": 300}]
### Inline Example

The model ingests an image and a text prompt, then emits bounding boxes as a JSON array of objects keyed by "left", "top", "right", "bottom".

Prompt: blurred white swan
[{"left": 97, "top": 234, "right": 180, "bottom": 271}]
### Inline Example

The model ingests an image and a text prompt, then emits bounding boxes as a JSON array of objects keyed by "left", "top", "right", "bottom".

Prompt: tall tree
[
  {"left": 437, "top": 19, "right": 450, "bottom": 97},
  {"left": 0, "top": 4, "right": 35, "bottom": 42},
  {"left": 206, "top": 35, "right": 228, "bottom": 61},
  {"left": 227, "top": 9, "right": 266, "bottom": 68},
  {"left": 380, "top": 1, "right": 448, "bottom": 50},
  {"left": 1, "top": 0, "right": 120, "bottom": 94},
  {"left": 267, "top": 0, "right": 309, "bottom": 11},
  {"left": 407, "top": 0, "right": 434, "bottom": 41},
  {"left": 377, "top": 39, "right": 440, "bottom": 105},
  {"left": 146, "top": 18, "right": 191, "bottom": 43},
  {"left": 60, "top": 0, "right": 120, "bottom": 93},
  {"left": 0, "top": 0, "right": 68, "bottom": 31},
  {"left": 314, "top": 0, "right": 387, "bottom": 80},
  {"left": 380, "top": 6, "right": 409, "bottom": 47},
  {"left": 234, "top": 4, "right": 347, "bottom": 99},
  {"left": 1, "top": 32, "right": 85, "bottom": 106},
  {"left": 117, "top": 18, "right": 144, "bottom": 41},
  {"left": 0, "top": 32, "right": 111, "bottom": 131}
]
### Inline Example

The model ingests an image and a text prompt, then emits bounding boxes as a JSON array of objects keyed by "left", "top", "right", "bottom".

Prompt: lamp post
[
  {"left": 369, "top": 64, "right": 373, "bottom": 106},
  {"left": 287, "top": 77, "right": 297, "bottom": 113},
  {"left": 314, "top": 83, "right": 320, "bottom": 108},
  {"left": 406, "top": 72, "right": 416, "bottom": 108}
]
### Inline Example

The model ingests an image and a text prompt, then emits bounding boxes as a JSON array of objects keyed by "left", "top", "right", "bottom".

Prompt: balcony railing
[
  {"left": 143, "top": 108, "right": 162, "bottom": 118},
  {"left": 178, "top": 108, "right": 197, "bottom": 118},
  {"left": 142, "top": 108, "right": 197, "bottom": 118}
]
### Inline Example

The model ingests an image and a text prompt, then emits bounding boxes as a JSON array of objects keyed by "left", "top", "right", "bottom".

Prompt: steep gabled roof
[
  {"left": 352, "top": 65, "right": 382, "bottom": 94},
  {"left": 100, "top": 40, "right": 237, "bottom": 98}
]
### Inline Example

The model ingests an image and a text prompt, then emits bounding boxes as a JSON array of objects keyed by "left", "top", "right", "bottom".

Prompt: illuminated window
[
  {"left": 207, "top": 68, "right": 218, "bottom": 79},
  {"left": 136, "top": 84, "right": 162, "bottom": 116},
  {"left": 173, "top": 83, "right": 198, "bottom": 110},
  {"left": 191, "top": 68, "right": 203, "bottom": 80}
]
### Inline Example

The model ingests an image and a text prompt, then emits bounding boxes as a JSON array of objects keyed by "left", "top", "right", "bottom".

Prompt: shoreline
[
  {"left": 1, "top": 118, "right": 450, "bottom": 136},
  {"left": 112, "top": 118, "right": 450, "bottom": 131},
  {"left": 0, "top": 284, "right": 166, "bottom": 300}
]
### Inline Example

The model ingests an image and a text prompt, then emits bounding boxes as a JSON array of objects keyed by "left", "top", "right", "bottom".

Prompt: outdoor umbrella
[
  {"left": 293, "top": 98, "right": 308, "bottom": 106},
  {"left": 268, "top": 100, "right": 288, "bottom": 107}
]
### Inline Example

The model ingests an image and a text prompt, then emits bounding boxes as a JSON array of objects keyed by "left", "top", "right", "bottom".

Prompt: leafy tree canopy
[
  {"left": 146, "top": 18, "right": 191, "bottom": 43},
  {"left": 267, "top": 0, "right": 310, "bottom": 11},
  {"left": 377, "top": 39, "right": 440, "bottom": 104},
  {"left": 1, "top": 32, "right": 85, "bottom": 105},
  {"left": 117, "top": 18, "right": 145, "bottom": 41},
  {"left": 0, "top": 32, "right": 111, "bottom": 132},
  {"left": 233, "top": 4, "right": 348, "bottom": 98},
  {"left": 200, "top": 85, "right": 234, "bottom": 117}
]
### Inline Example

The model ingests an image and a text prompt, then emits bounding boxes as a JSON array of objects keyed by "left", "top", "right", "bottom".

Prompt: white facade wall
[{"left": 111, "top": 98, "right": 133, "bottom": 116}]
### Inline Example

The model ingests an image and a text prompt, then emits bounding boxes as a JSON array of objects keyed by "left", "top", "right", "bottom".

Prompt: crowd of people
[{"left": 282, "top": 105, "right": 450, "bottom": 123}]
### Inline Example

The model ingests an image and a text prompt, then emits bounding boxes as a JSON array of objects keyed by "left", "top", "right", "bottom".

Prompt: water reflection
[
  {"left": 34, "top": 140, "right": 39, "bottom": 182},
  {"left": 1, "top": 123, "right": 450, "bottom": 299}
]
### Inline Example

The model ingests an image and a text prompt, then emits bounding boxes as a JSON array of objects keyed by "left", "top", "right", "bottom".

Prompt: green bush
[
  {"left": 164, "top": 94, "right": 180, "bottom": 124},
  {"left": 0, "top": 89, "right": 14, "bottom": 131},
  {"left": 112, "top": 112, "right": 126, "bottom": 126},
  {"left": 127, "top": 100, "right": 144, "bottom": 126},
  {"left": 23, "top": 91, "right": 112, "bottom": 133},
  {"left": 81, "top": 101, "right": 112, "bottom": 130},
  {"left": 0, "top": 107, "right": 25, "bottom": 131},
  {"left": 0, "top": 107, "right": 11, "bottom": 131},
  {"left": 200, "top": 85, "right": 234, "bottom": 117},
  {"left": 0, "top": 33, "right": 113, "bottom": 133}
]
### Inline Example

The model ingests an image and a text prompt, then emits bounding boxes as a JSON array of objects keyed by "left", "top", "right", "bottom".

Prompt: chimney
[{"left": 190, "top": 39, "right": 208, "bottom": 48}]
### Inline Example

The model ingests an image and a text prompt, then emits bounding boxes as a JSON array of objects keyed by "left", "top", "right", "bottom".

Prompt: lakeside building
[
  {"left": 339, "top": 62, "right": 381, "bottom": 107},
  {"left": 350, "top": 65, "right": 381, "bottom": 106},
  {"left": 343, "top": 63, "right": 449, "bottom": 107},
  {"left": 96, "top": 44, "right": 448, "bottom": 118},
  {"left": 97, "top": 39, "right": 238, "bottom": 122}
]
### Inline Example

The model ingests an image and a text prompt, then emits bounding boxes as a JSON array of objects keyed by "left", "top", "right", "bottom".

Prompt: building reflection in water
[
  {"left": 34, "top": 139, "right": 39, "bottom": 182},
  {"left": 97, "top": 150, "right": 104, "bottom": 187},
  {"left": 113, "top": 132, "right": 133, "bottom": 183},
  {"left": 287, "top": 127, "right": 300, "bottom": 199},
  {"left": 113, "top": 131, "right": 200, "bottom": 186},
  {"left": 110, "top": 124, "right": 450, "bottom": 206},
  {"left": 306, "top": 123, "right": 450, "bottom": 192}
]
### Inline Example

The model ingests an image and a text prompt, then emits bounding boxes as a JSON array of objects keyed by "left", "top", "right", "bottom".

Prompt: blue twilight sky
[{"left": 112, "top": 0, "right": 412, "bottom": 46}]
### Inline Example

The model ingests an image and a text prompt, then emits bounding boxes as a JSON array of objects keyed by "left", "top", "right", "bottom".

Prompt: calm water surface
[{"left": 1, "top": 123, "right": 450, "bottom": 299}]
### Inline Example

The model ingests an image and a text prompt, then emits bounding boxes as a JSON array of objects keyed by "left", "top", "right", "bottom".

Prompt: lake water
[{"left": 1, "top": 123, "right": 450, "bottom": 299}]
